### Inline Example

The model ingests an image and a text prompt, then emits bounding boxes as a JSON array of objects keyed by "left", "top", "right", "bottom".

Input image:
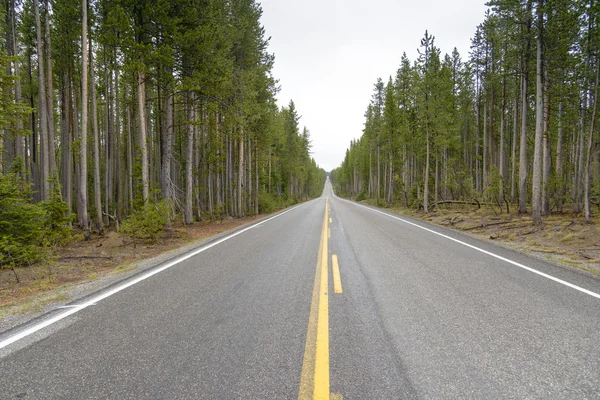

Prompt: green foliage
[
  {"left": 0, "top": 173, "right": 46, "bottom": 269},
  {"left": 258, "top": 190, "right": 278, "bottom": 213},
  {"left": 121, "top": 201, "right": 172, "bottom": 243},
  {"left": 0, "top": 173, "right": 73, "bottom": 270},
  {"left": 41, "top": 176, "right": 74, "bottom": 246},
  {"left": 354, "top": 191, "right": 367, "bottom": 202}
]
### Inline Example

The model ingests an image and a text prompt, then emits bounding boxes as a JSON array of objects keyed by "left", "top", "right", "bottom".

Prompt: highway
[{"left": 0, "top": 180, "right": 599, "bottom": 399}]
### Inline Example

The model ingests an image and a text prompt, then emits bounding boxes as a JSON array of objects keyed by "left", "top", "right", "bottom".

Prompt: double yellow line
[{"left": 299, "top": 198, "right": 344, "bottom": 400}]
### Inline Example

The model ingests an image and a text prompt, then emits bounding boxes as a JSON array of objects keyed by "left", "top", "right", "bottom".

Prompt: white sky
[{"left": 259, "top": 0, "right": 490, "bottom": 172}]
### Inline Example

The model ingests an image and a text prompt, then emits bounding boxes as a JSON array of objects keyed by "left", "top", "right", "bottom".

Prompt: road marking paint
[
  {"left": 332, "top": 255, "right": 342, "bottom": 294},
  {"left": 329, "top": 218, "right": 332, "bottom": 223},
  {"left": 0, "top": 201, "right": 312, "bottom": 351},
  {"left": 56, "top": 304, "right": 95, "bottom": 309},
  {"left": 299, "top": 197, "right": 330, "bottom": 400},
  {"left": 314, "top": 197, "right": 330, "bottom": 399},
  {"left": 336, "top": 196, "right": 600, "bottom": 301}
]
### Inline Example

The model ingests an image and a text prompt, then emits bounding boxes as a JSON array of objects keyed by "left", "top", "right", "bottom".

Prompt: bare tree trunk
[
  {"left": 126, "top": 97, "right": 134, "bottom": 212},
  {"left": 115, "top": 65, "right": 123, "bottom": 220},
  {"left": 10, "top": 0, "right": 24, "bottom": 166},
  {"left": 79, "top": 0, "right": 89, "bottom": 237},
  {"left": 34, "top": 0, "right": 49, "bottom": 200},
  {"left": 519, "top": 0, "right": 533, "bottom": 214},
  {"left": 531, "top": 0, "right": 544, "bottom": 227},
  {"left": 483, "top": 101, "right": 488, "bottom": 188},
  {"left": 542, "top": 71, "right": 551, "bottom": 215},
  {"left": 73, "top": 74, "right": 81, "bottom": 220},
  {"left": 44, "top": 0, "right": 56, "bottom": 179},
  {"left": 138, "top": 69, "right": 149, "bottom": 203},
  {"left": 268, "top": 145, "right": 272, "bottom": 194},
  {"left": 238, "top": 126, "right": 244, "bottom": 217},
  {"left": 60, "top": 70, "right": 72, "bottom": 210},
  {"left": 434, "top": 154, "right": 439, "bottom": 208},
  {"left": 90, "top": 37, "right": 103, "bottom": 234},
  {"left": 104, "top": 51, "right": 113, "bottom": 225},
  {"left": 376, "top": 140, "right": 380, "bottom": 201},
  {"left": 184, "top": 92, "right": 194, "bottom": 224},
  {"left": 194, "top": 107, "right": 201, "bottom": 220},
  {"left": 499, "top": 77, "right": 506, "bottom": 204},
  {"left": 556, "top": 101, "right": 564, "bottom": 211},
  {"left": 161, "top": 87, "right": 173, "bottom": 203},
  {"left": 424, "top": 125, "right": 430, "bottom": 213},
  {"left": 255, "top": 137, "right": 259, "bottom": 215},
  {"left": 518, "top": 72, "right": 529, "bottom": 213},
  {"left": 511, "top": 84, "right": 518, "bottom": 203},
  {"left": 584, "top": 57, "right": 600, "bottom": 222},
  {"left": 475, "top": 94, "right": 481, "bottom": 193}
]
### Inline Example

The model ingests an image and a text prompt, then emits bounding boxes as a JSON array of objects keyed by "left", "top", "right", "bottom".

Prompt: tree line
[
  {"left": 0, "top": 0, "right": 325, "bottom": 269},
  {"left": 0, "top": 0, "right": 325, "bottom": 230},
  {"left": 331, "top": 0, "right": 600, "bottom": 226}
]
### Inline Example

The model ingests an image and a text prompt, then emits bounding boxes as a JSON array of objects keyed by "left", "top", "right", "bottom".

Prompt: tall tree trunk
[
  {"left": 483, "top": 94, "right": 488, "bottom": 188},
  {"left": 44, "top": 0, "right": 56, "bottom": 180},
  {"left": 60, "top": 70, "right": 72, "bottom": 210},
  {"left": 511, "top": 84, "right": 519, "bottom": 203},
  {"left": 541, "top": 70, "right": 551, "bottom": 215},
  {"left": 255, "top": 137, "right": 259, "bottom": 215},
  {"left": 126, "top": 95, "right": 134, "bottom": 212},
  {"left": 161, "top": 87, "right": 173, "bottom": 203},
  {"left": 518, "top": 72, "right": 529, "bottom": 213},
  {"left": 424, "top": 124, "right": 430, "bottom": 213},
  {"left": 115, "top": 65, "right": 123, "bottom": 220},
  {"left": 555, "top": 101, "right": 563, "bottom": 211},
  {"left": 12, "top": 1, "right": 23, "bottom": 166},
  {"left": 104, "top": 52, "right": 113, "bottom": 225},
  {"left": 499, "top": 76, "right": 506, "bottom": 204},
  {"left": 138, "top": 69, "right": 149, "bottom": 203},
  {"left": 79, "top": 0, "right": 90, "bottom": 237},
  {"left": 531, "top": 0, "right": 544, "bottom": 227},
  {"left": 519, "top": 0, "right": 533, "bottom": 214},
  {"left": 238, "top": 125, "right": 244, "bottom": 217},
  {"left": 584, "top": 57, "right": 600, "bottom": 222},
  {"left": 184, "top": 92, "right": 194, "bottom": 224},
  {"left": 90, "top": 37, "right": 103, "bottom": 234},
  {"left": 34, "top": 0, "right": 49, "bottom": 200}
]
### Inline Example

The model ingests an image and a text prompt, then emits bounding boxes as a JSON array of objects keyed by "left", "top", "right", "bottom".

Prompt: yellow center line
[
  {"left": 299, "top": 198, "right": 330, "bottom": 400},
  {"left": 331, "top": 255, "right": 343, "bottom": 294},
  {"left": 329, "top": 218, "right": 332, "bottom": 223}
]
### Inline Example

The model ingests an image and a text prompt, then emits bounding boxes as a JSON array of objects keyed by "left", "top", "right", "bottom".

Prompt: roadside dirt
[
  {"left": 379, "top": 202, "right": 600, "bottom": 278},
  {"left": 0, "top": 214, "right": 264, "bottom": 319}
]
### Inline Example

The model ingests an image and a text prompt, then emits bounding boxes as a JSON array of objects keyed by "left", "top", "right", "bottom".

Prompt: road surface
[{"left": 0, "top": 180, "right": 599, "bottom": 399}]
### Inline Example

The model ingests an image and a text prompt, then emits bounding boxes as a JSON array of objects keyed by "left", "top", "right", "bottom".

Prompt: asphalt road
[{"left": 0, "top": 180, "right": 599, "bottom": 399}]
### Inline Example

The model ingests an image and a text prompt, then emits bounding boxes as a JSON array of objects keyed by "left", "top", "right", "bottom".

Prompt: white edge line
[
  {"left": 0, "top": 201, "right": 313, "bottom": 350},
  {"left": 333, "top": 193, "right": 600, "bottom": 301}
]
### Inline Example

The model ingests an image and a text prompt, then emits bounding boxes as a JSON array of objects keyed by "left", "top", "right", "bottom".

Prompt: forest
[
  {"left": 0, "top": 0, "right": 325, "bottom": 269},
  {"left": 330, "top": 0, "right": 600, "bottom": 227}
]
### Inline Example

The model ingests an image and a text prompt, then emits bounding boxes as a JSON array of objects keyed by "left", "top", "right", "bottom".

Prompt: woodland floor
[
  {"left": 0, "top": 214, "right": 265, "bottom": 321},
  {"left": 368, "top": 200, "right": 600, "bottom": 279}
]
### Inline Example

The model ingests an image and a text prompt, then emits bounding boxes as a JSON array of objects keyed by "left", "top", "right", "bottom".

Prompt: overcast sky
[{"left": 259, "top": 0, "right": 489, "bottom": 172}]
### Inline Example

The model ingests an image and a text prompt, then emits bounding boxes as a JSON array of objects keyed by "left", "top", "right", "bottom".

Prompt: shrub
[
  {"left": 258, "top": 191, "right": 277, "bottom": 213},
  {"left": 121, "top": 200, "right": 171, "bottom": 244},
  {"left": 354, "top": 191, "right": 367, "bottom": 202},
  {"left": 0, "top": 172, "right": 47, "bottom": 273},
  {"left": 41, "top": 176, "right": 74, "bottom": 246}
]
